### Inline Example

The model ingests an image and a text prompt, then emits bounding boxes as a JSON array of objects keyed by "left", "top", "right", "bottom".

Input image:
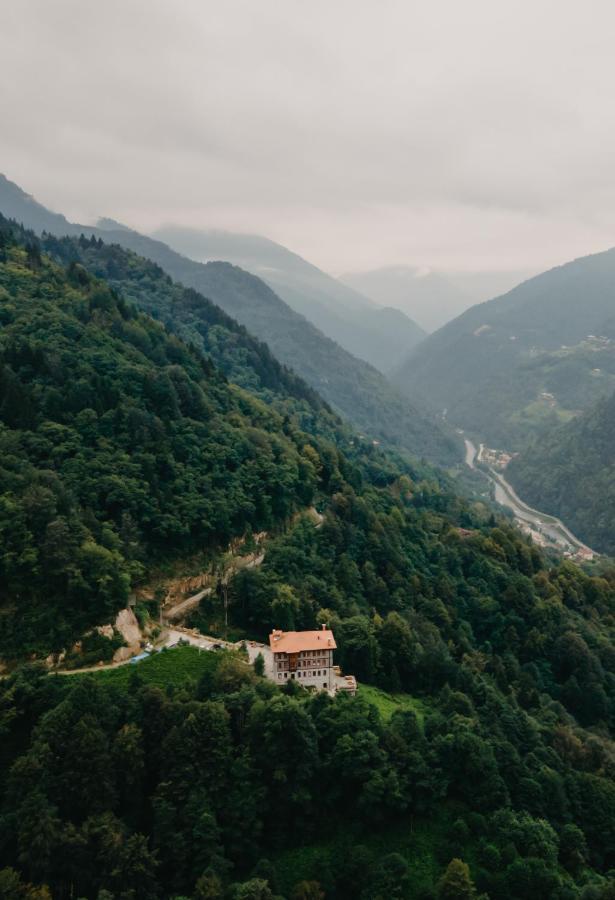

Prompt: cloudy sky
[{"left": 3, "top": 0, "right": 615, "bottom": 274}]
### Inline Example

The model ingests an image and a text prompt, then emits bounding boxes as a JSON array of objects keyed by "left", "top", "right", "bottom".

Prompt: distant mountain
[
  {"left": 507, "top": 390, "right": 615, "bottom": 555},
  {"left": 153, "top": 226, "right": 426, "bottom": 372},
  {"left": 392, "top": 247, "right": 615, "bottom": 449},
  {"left": 0, "top": 173, "right": 78, "bottom": 236},
  {"left": 0, "top": 174, "right": 458, "bottom": 464},
  {"left": 341, "top": 265, "right": 533, "bottom": 332},
  {"left": 450, "top": 270, "right": 536, "bottom": 306},
  {"left": 341, "top": 266, "right": 471, "bottom": 331}
]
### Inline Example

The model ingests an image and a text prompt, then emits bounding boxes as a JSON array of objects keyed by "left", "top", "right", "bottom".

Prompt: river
[{"left": 463, "top": 439, "right": 595, "bottom": 556}]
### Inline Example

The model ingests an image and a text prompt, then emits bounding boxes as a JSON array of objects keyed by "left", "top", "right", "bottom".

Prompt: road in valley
[
  {"left": 464, "top": 439, "right": 477, "bottom": 468},
  {"left": 464, "top": 438, "right": 595, "bottom": 557}
]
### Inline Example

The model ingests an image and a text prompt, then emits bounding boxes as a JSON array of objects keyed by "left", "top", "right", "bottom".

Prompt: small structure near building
[{"left": 268, "top": 625, "right": 356, "bottom": 694}]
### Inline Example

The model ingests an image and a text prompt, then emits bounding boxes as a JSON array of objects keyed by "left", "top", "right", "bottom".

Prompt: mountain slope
[
  {"left": 0, "top": 175, "right": 458, "bottom": 464},
  {"left": 392, "top": 248, "right": 615, "bottom": 449},
  {"left": 507, "top": 390, "right": 615, "bottom": 554},
  {"left": 2, "top": 220, "right": 615, "bottom": 899},
  {"left": 0, "top": 174, "right": 79, "bottom": 236},
  {"left": 0, "top": 225, "right": 337, "bottom": 655},
  {"left": 37, "top": 228, "right": 334, "bottom": 428},
  {"left": 152, "top": 225, "right": 427, "bottom": 372}
]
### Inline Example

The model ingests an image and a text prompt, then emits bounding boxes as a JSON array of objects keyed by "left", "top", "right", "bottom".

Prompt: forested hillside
[
  {"left": 393, "top": 248, "right": 615, "bottom": 449},
  {"left": 153, "top": 225, "right": 426, "bottom": 373},
  {"left": 1, "top": 224, "right": 615, "bottom": 898},
  {"left": 35, "top": 229, "right": 334, "bottom": 427},
  {"left": 507, "top": 391, "right": 615, "bottom": 554},
  {"left": 0, "top": 227, "right": 334, "bottom": 655},
  {"left": 0, "top": 175, "right": 458, "bottom": 465}
]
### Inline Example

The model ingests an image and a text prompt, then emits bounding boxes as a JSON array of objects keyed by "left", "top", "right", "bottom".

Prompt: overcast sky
[{"left": 3, "top": 0, "right": 615, "bottom": 274}]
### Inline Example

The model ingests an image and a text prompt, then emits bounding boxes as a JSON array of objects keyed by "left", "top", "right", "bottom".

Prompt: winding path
[{"left": 464, "top": 438, "right": 596, "bottom": 556}]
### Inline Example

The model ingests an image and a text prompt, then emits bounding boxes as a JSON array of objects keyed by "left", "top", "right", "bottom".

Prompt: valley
[
  {"left": 1, "top": 215, "right": 615, "bottom": 900},
  {"left": 4, "top": 7, "right": 615, "bottom": 899},
  {"left": 464, "top": 438, "right": 597, "bottom": 560}
]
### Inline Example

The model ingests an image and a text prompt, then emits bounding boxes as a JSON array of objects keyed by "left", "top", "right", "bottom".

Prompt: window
[{"left": 284, "top": 672, "right": 288, "bottom": 678}]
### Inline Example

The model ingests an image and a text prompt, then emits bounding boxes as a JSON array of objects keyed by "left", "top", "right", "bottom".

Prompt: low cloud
[{"left": 3, "top": 0, "right": 615, "bottom": 272}]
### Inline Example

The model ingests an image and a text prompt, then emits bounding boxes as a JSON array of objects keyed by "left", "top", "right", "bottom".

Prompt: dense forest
[
  {"left": 507, "top": 391, "right": 615, "bottom": 554},
  {"left": 393, "top": 248, "right": 615, "bottom": 449},
  {"left": 0, "top": 225, "right": 335, "bottom": 656},
  {"left": 0, "top": 175, "right": 459, "bottom": 465},
  {"left": 1, "top": 223, "right": 615, "bottom": 897}
]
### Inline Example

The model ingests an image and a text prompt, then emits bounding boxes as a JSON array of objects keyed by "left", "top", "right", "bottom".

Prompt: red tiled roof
[{"left": 269, "top": 628, "right": 336, "bottom": 653}]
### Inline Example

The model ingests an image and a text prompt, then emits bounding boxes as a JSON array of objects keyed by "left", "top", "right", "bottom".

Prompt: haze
[{"left": 3, "top": 0, "right": 615, "bottom": 276}]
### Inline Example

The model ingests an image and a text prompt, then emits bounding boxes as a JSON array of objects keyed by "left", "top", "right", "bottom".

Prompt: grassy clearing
[
  {"left": 69, "top": 645, "right": 221, "bottom": 690},
  {"left": 358, "top": 683, "right": 427, "bottom": 729}
]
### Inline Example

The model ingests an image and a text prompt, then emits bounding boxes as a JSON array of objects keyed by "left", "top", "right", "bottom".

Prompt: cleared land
[
  {"left": 63, "top": 644, "right": 222, "bottom": 689},
  {"left": 358, "top": 683, "right": 427, "bottom": 728}
]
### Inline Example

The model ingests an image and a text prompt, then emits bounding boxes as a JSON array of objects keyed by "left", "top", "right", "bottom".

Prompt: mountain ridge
[
  {"left": 0, "top": 174, "right": 458, "bottom": 464},
  {"left": 392, "top": 245, "right": 615, "bottom": 449},
  {"left": 153, "top": 224, "right": 427, "bottom": 372}
]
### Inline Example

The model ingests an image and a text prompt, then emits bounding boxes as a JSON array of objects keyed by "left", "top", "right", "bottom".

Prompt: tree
[
  {"left": 194, "top": 871, "right": 224, "bottom": 900},
  {"left": 559, "top": 824, "right": 588, "bottom": 875},
  {"left": 229, "top": 879, "right": 274, "bottom": 900},
  {"left": 254, "top": 652, "right": 265, "bottom": 677},
  {"left": 291, "top": 882, "right": 325, "bottom": 900},
  {"left": 0, "top": 869, "right": 52, "bottom": 900},
  {"left": 436, "top": 859, "right": 478, "bottom": 900}
]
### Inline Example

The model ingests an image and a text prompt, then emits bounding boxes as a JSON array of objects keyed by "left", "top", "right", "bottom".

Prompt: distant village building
[
  {"left": 575, "top": 546, "right": 595, "bottom": 562},
  {"left": 268, "top": 625, "right": 356, "bottom": 694}
]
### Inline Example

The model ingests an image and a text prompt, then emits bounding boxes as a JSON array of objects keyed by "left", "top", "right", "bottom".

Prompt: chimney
[{"left": 321, "top": 623, "right": 326, "bottom": 630}]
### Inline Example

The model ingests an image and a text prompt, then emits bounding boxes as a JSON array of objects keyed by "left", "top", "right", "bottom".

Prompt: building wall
[{"left": 273, "top": 648, "right": 332, "bottom": 689}]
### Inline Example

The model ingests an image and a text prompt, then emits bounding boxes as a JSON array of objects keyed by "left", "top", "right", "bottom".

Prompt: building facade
[{"left": 269, "top": 625, "right": 336, "bottom": 690}]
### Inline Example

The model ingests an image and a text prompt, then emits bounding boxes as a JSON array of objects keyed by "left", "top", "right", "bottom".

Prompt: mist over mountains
[
  {"left": 152, "top": 225, "right": 426, "bottom": 373},
  {"left": 0, "top": 173, "right": 458, "bottom": 464},
  {"left": 341, "top": 265, "right": 536, "bottom": 332},
  {"left": 393, "top": 246, "right": 615, "bottom": 449}
]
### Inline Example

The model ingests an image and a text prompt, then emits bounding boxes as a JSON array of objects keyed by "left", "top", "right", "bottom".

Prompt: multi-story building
[{"left": 269, "top": 625, "right": 336, "bottom": 690}]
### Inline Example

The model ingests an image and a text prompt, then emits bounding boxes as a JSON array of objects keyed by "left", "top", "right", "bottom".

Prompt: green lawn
[
  {"left": 66, "top": 645, "right": 221, "bottom": 690},
  {"left": 358, "top": 683, "right": 427, "bottom": 729}
]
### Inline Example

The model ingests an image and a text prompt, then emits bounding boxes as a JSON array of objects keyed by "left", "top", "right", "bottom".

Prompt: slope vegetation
[
  {"left": 393, "top": 248, "right": 615, "bottom": 449},
  {"left": 0, "top": 227, "right": 326, "bottom": 655},
  {"left": 0, "top": 175, "right": 458, "bottom": 465},
  {"left": 1, "top": 222, "right": 615, "bottom": 899},
  {"left": 507, "top": 390, "right": 615, "bottom": 554}
]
